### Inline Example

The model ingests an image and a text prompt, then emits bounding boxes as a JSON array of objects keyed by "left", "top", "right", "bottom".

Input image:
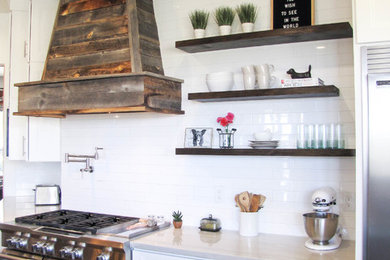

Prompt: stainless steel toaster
[{"left": 34, "top": 184, "right": 61, "bottom": 206}]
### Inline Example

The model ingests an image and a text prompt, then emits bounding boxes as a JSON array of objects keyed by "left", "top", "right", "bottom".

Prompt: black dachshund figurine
[{"left": 287, "top": 65, "right": 312, "bottom": 79}]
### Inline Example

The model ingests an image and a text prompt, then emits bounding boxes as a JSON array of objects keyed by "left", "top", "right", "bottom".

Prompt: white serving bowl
[
  {"left": 206, "top": 72, "right": 234, "bottom": 92},
  {"left": 253, "top": 130, "right": 272, "bottom": 141}
]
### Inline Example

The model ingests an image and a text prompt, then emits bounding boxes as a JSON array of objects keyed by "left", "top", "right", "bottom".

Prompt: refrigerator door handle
[{"left": 375, "top": 80, "right": 390, "bottom": 87}]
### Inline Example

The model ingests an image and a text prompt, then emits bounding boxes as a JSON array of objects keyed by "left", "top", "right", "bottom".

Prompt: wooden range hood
[{"left": 14, "top": 0, "right": 183, "bottom": 118}]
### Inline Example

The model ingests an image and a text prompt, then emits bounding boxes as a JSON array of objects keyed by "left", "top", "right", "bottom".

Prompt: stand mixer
[{"left": 303, "top": 187, "right": 342, "bottom": 251}]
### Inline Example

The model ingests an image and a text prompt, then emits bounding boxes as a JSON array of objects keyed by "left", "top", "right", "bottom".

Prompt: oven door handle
[{"left": 0, "top": 253, "right": 41, "bottom": 259}]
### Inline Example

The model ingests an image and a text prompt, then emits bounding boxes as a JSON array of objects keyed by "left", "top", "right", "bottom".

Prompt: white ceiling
[{"left": 0, "top": 0, "right": 9, "bottom": 13}]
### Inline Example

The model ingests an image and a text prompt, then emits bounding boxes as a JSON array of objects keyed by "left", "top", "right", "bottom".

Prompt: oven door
[{"left": 0, "top": 248, "right": 44, "bottom": 260}]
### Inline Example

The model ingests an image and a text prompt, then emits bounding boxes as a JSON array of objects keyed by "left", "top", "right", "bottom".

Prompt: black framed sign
[{"left": 271, "top": 0, "right": 314, "bottom": 29}]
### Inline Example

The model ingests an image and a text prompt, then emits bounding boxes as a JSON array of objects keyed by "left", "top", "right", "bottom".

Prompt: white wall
[{"left": 61, "top": 0, "right": 355, "bottom": 239}]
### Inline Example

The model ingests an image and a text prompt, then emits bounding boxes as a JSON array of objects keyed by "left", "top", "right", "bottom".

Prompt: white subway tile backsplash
[
  {"left": 4, "top": 160, "right": 61, "bottom": 197},
  {"left": 58, "top": 0, "right": 356, "bottom": 240}
]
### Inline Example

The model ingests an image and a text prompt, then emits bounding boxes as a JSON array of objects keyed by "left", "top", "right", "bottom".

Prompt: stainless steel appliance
[
  {"left": 302, "top": 187, "right": 342, "bottom": 251},
  {"left": 34, "top": 185, "right": 61, "bottom": 206},
  {"left": 0, "top": 210, "right": 170, "bottom": 259},
  {"left": 364, "top": 73, "right": 390, "bottom": 259}
]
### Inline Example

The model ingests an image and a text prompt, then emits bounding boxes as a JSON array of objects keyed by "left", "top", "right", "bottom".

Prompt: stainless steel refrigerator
[{"left": 365, "top": 73, "right": 390, "bottom": 259}]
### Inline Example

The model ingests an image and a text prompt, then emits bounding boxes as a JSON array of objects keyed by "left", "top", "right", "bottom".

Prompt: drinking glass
[
  {"left": 327, "top": 123, "right": 336, "bottom": 149},
  {"left": 336, "top": 123, "right": 345, "bottom": 148},
  {"left": 297, "top": 124, "right": 306, "bottom": 149},
  {"left": 320, "top": 124, "right": 328, "bottom": 149},
  {"left": 313, "top": 124, "right": 321, "bottom": 149},
  {"left": 306, "top": 124, "right": 314, "bottom": 149}
]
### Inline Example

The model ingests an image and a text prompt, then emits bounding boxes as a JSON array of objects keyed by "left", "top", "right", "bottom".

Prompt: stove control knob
[
  {"left": 72, "top": 247, "right": 84, "bottom": 259},
  {"left": 96, "top": 247, "right": 112, "bottom": 260},
  {"left": 42, "top": 242, "right": 55, "bottom": 255},
  {"left": 16, "top": 237, "right": 28, "bottom": 250},
  {"left": 32, "top": 241, "right": 45, "bottom": 254},
  {"left": 6, "top": 236, "right": 19, "bottom": 248},
  {"left": 59, "top": 246, "right": 74, "bottom": 258}
]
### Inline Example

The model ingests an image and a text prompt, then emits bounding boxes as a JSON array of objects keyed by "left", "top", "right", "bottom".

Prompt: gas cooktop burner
[{"left": 15, "top": 209, "right": 139, "bottom": 234}]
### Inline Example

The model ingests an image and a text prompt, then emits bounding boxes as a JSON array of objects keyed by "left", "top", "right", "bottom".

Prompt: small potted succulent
[
  {"left": 236, "top": 3, "right": 258, "bottom": 32},
  {"left": 189, "top": 10, "right": 209, "bottom": 38},
  {"left": 214, "top": 6, "right": 235, "bottom": 35},
  {"left": 172, "top": 210, "right": 183, "bottom": 229}
]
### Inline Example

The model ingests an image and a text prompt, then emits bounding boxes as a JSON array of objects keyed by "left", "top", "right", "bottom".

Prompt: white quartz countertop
[
  {"left": 1, "top": 198, "right": 355, "bottom": 259},
  {"left": 131, "top": 226, "right": 355, "bottom": 260},
  {"left": 1, "top": 196, "right": 60, "bottom": 222}
]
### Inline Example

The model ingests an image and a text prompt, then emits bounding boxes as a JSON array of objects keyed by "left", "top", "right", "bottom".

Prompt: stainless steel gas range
[{"left": 0, "top": 210, "right": 169, "bottom": 259}]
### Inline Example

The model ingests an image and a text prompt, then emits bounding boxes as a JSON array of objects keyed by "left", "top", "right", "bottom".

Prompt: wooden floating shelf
[
  {"left": 176, "top": 148, "right": 356, "bottom": 157},
  {"left": 188, "top": 85, "right": 339, "bottom": 102},
  {"left": 176, "top": 22, "right": 353, "bottom": 53}
]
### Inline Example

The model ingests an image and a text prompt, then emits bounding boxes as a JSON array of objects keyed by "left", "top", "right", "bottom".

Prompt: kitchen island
[{"left": 131, "top": 226, "right": 354, "bottom": 260}]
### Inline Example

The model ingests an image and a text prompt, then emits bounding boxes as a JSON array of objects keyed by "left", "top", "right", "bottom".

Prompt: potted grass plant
[
  {"left": 189, "top": 10, "right": 209, "bottom": 38},
  {"left": 236, "top": 3, "right": 258, "bottom": 32},
  {"left": 214, "top": 6, "right": 235, "bottom": 35}
]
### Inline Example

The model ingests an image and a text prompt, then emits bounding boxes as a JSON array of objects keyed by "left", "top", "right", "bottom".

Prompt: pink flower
[
  {"left": 226, "top": 112, "right": 234, "bottom": 121},
  {"left": 217, "top": 112, "right": 234, "bottom": 128},
  {"left": 219, "top": 117, "right": 228, "bottom": 127}
]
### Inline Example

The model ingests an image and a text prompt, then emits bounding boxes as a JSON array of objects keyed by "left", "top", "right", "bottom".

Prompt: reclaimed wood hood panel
[
  {"left": 15, "top": 73, "right": 184, "bottom": 117},
  {"left": 15, "top": 0, "right": 183, "bottom": 117}
]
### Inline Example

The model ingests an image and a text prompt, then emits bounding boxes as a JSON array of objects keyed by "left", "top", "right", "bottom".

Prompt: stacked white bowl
[{"left": 206, "top": 71, "right": 234, "bottom": 92}]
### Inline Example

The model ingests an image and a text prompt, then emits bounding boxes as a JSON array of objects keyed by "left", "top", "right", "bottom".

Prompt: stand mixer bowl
[{"left": 303, "top": 212, "right": 339, "bottom": 245}]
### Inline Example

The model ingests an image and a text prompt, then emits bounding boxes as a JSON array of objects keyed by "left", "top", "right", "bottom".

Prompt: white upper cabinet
[
  {"left": 8, "top": 8, "right": 29, "bottom": 160},
  {"left": 9, "top": 0, "right": 29, "bottom": 11},
  {"left": 355, "top": 0, "right": 390, "bottom": 43},
  {"left": 7, "top": 0, "right": 60, "bottom": 161},
  {"left": 28, "top": 117, "right": 60, "bottom": 162}
]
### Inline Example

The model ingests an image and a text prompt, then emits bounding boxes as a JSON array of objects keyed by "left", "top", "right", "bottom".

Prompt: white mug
[
  {"left": 243, "top": 73, "right": 256, "bottom": 90},
  {"left": 255, "top": 64, "right": 274, "bottom": 75},
  {"left": 241, "top": 65, "right": 255, "bottom": 75},
  {"left": 255, "top": 64, "right": 275, "bottom": 89}
]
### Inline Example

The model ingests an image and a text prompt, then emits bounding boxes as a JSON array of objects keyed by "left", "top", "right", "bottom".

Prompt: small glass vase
[{"left": 217, "top": 128, "right": 237, "bottom": 149}]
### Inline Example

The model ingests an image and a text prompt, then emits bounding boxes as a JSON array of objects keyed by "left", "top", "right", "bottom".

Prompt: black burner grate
[{"left": 15, "top": 210, "right": 139, "bottom": 234}]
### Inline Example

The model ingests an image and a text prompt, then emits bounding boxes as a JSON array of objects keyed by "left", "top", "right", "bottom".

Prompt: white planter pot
[
  {"left": 219, "top": 25, "right": 232, "bottom": 36},
  {"left": 241, "top": 22, "right": 254, "bottom": 33},
  {"left": 194, "top": 29, "right": 206, "bottom": 39}
]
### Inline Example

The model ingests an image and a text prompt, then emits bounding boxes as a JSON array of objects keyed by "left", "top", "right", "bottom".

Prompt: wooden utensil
[
  {"left": 238, "top": 191, "right": 251, "bottom": 212},
  {"left": 250, "top": 194, "right": 260, "bottom": 212},
  {"left": 235, "top": 194, "right": 244, "bottom": 212},
  {"left": 259, "top": 194, "right": 267, "bottom": 208}
]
